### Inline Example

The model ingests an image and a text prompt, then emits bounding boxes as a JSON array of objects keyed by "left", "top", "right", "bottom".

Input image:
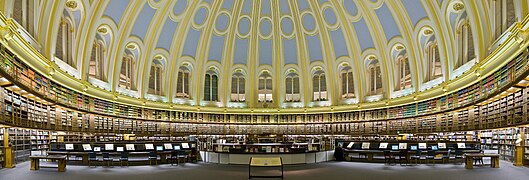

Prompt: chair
[
  {"left": 177, "top": 151, "right": 188, "bottom": 164},
  {"left": 473, "top": 150, "right": 484, "bottom": 165},
  {"left": 88, "top": 152, "right": 99, "bottom": 167},
  {"left": 426, "top": 150, "right": 441, "bottom": 165},
  {"left": 442, "top": 149, "right": 452, "bottom": 164},
  {"left": 397, "top": 150, "right": 408, "bottom": 166},
  {"left": 410, "top": 150, "right": 422, "bottom": 165},
  {"left": 148, "top": 151, "right": 158, "bottom": 165},
  {"left": 120, "top": 152, "right": 129, "bottom": 167},
  {"left": 102, "top": 152, "right": 113, "bottom": 167},
  {"left": 454, "top": 150, "right": 464, "bottom": 164},
  {"left": 168, "top": 151, "right": 179, "bottom": 166},
  {"left": 383, "top": 151, "right": 396, "bottom": 165},
  {"left": 188, "top": 149, "right": 198, "bottom": 163}
]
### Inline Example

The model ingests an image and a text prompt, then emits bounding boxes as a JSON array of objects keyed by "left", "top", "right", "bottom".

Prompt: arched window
[
  {"left": 88, "top": 41, "right": 105, "bottom": 80},
  {"left": 231, "top": 71, "right": 245, "bottom": 102},
  {"left": 396, "top": 55, "right": 411, "bottom": 90},
  {"left": 119, "top": 55, "right": 135, "bottom": 90},
  {"left": 425, "top": 41, "right": 442, "bottom": 82},
  {"left": 368, "top": 60, "right": 382, "bottom": 96},
  {"left": 490, "top": 0, "right": 516, "bottom": 40},
  {"left": 55, "top": 16, "right": 75, "bottom": 67},
  {"left": 204, "top": 70, "right": 219, "bottom": 101},
  {"left": 285, "top": 71, "right": 300, "bottom": 102},
  {"left": 148, "top": 61, "right": 163, "bottom": 95},
  {"left": 176, "top": 66, "right": 191, "bottom": 99},
  {"left": 258, "top": 71, "right": 273, "bottom": 102},
  {"left": 13, "top": 0, "right": 35, "bottom": 36},
  {"left": 455, "top": 18, "right": 475, "bottom": 68},
  {"left": 312, "top": 69, "right": 327, "bottom": 101},
  {"left": 340, "top": 66, "right": 355, "bottom": 98}
]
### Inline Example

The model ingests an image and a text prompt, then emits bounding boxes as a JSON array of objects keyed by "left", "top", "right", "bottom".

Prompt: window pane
[
  {"left": 312, "top": 76, "right": 319, "bottom": 93},
  {"left": 212, "top": 75, "right": 218, "bottom": 101},
  {"left": 320, "top": 75, "right": 326, "bottom": 91},
  {"left": 231, "top": 77, "right": 238, "bottom": 94},
  {"left": 239, "top": 78, "right": 245, "bottom": 93},
  {"left": 184, "top": 72, "right": 189, "bottom": 94},
  {"left": 204, "top": 74, "right": 210, "bottom": 101},
  {"left": 293, "top": 77, "right": 299, "bottom": 94},
  {"left": 342, "top": 72, "right": 347, "bottom": 95},
  {"left": 286, "top": 77, "right": 292, "bottom": 94},
  {"left": 177, "top": 72, "right": 183, "bottom": 93},
  {"left": 347, "top": 72, "right": 354, "bottom": 96}
]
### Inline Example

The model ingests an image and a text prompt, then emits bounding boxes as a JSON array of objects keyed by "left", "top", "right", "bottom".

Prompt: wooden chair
[
  {"left": 384, "top": 150, "right": 396, "bottom": 165},
  {"left": 119, "top": 152, "right": 129, "bottom": 167},
  {"left": 88, "top": 152, "right": 99, "bottom": 167},
  {"left": 148, "top": 151, "right": 158, "bottom": 165}
]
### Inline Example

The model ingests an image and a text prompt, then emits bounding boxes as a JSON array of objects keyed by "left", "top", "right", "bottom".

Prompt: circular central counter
[{"left": 200, "top": 150, "right": 335, "bottom": 165}]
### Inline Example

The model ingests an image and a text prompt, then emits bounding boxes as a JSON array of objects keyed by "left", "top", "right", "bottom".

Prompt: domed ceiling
[{"left": 5, "top": 0, "right": 519, "bottom": 110}]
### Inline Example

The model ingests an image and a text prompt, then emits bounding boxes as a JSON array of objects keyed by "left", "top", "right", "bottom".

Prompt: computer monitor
[
  {"left": 65, "top": 144, "right": 74, "bottom": 150},
  {"left": 431, "top": 146, "right": 438, "bottom": 150},
  {"left": 399, "top": 143, "right": 407, "bottom": 150},
  {"left": 182, "top": 143, "right": 190, "bottom": 149},
  {"left": 391, "top": 145, "right": 398, "bottom": 150},
  {"left": 346, "top": 142, "right": 354, "bottom": 149},
  {"left": 438, "top": 143, "right": 447, "bottom": 149},
  {"left": 156, "top": 146, "right": 163, "bottom": 151},
  {"left": 126, "top": 144, "right": 135, "bottom": 151},
  {"left": 174, "top": 145, "right": 181, "bottom": 150},
  {"left": 145, "top": 144, "right": 154, "bottom": 150},
  {"left": 116, "top": 147, "right": 124, "bottom": 152},
  {"left": 94, "top": 147, "right": 101, "bottom": 152},
  {"left": 457, "top": 143, "right": 466, "bottom": 149},
  {"left": 418, "top": 143, "right": 427, "bottom": 150},
  {"left": 164, "top": 143, "right": 173, "bottom": 150},
  {"left": 410, "top": 146, "right": 418, "bottom": 151},
  {"left": 379, "top": 142, "right": 388, "bottom": 149},
  {"left": 105, "top": 144, "right": 114, "bottom": 151},
  {"left": 82, "top": 144, "right": 92, "bottom": 151}
]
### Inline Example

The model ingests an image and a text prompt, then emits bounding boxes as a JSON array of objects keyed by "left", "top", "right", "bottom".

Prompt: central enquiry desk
[
  {"left": 30, "top": 155, "right": 67, "bottom": 172},
  {"left": 249, "top": 157, "right": 283, "bottom": 179}
]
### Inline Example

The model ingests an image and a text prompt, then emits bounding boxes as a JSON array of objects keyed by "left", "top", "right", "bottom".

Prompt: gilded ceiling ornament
[
  {"left": 126, "top": 44, "right": 136, "bottom": 49},
  {"left": 453, "top": 2, "right": 465, "bottom": 12},
  {"left": 97, "top": 27, "right": 107, "bottom": 34},
  {"left": 424, "top": 29, "right": 433, "bottom": 35},
  {"left": 65, "top": 1, "right": 78, "bottom": 9}
]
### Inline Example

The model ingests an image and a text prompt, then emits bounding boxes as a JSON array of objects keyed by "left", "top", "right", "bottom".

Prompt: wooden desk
[
  {"left": 30, "top": 155, "right": 67, "bottom": 172},
  {"left": 464, "top": 154, "right": 500, "bottom": 169},
  {"left": 249, "top": 157, "right": 283, "bottom": 179}
]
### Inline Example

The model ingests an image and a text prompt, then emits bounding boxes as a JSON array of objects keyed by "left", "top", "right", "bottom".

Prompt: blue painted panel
[
  {"left": 401, "top": 0, "right": 428, "bottom": 27},
  {"left": 216, "top": 14, "right": 230, "bottom": 31},
  {"left": 298, "top": 0, "right": 310, "bottom": 10},
  {"left": 104, "top": 0, "right": 130, "bottom": 25},
  {"left": 156, "top": 19, "right": 178, "bottom": 51},
  {"left": 131, "top": 4, "right": 156, "bottom": 40},
  {"left": 330, "top": 28, "right": 348, "bottom": 58},
  {"left": 261, "top": 0, "right": 271, "bottom": 15},
  {"left": 182, "top": 29, "right": 201, "bottom": 57},
  {"left": 195, "top": 7, "right": 208, "bottom": 25},
  {"left": 283, "top": 38, "right": 297, "bottom": 65},
  {"left": 223, "top": 0, "right": 234, "bottom": 10},
  {"left": 375, "top": 3, "right": 401, "bottom": 40},
  {"left": 260, "top": 39, "right": 273, "bottom": 65},
  {"left": 209, "top": 35, "right": 225, "bottom": 62},
  {"left": 281, "top": 17, "right": 294, "bottom": 35},
  {"left": 280, "top": 0, "right": 290, "bottom": 14},
  {"left": 242, "top": 0, "right": 252, "bottom": 14},
  {"left": 234, "top": 38, "right": 248, "bottom": 64},
  {"left": 352, "top": 18, "right": 374, "bottom": 51},
  {"left": 173, "top": 0, "right": 187, "bottom": 16},
  {"left": 343, "top": 0, "right": 358, "bottom": 16},
  {"left": 306, "top": 35, "right": 322, "bottom": 62}
]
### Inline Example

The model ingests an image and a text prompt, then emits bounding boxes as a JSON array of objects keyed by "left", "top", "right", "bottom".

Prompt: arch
[
  {"left": 12, "top": 0, "right": 36, "bottom": 36},
  {"left": 394, "top": 48, "right": 412, "bottom": 90},
  {"left": 204, "top": 67, "right": 219, "bottom": 101},
  {"left": 311, "top": 67, "right": 327, "bottom": 101},
  {"left": 88, "top": 38, "right": 106, "bottom": 81},
  {"left": 230, "top": 69, "right": 246, "bottom": 102},
  {"left": 258, "top": 70, "right": 273, "bottom": 103},
  {"left": 423, "top": 40, "right": 443, "bottom": 82},
  {"left": 147, "top": 58, "right": 165, "bottom": 96},
  {"left": 55, "top": 12, "right": 76, "bottom": 68},
  {"left": 176, "top": 63, "right": 192, "bottom": 99},
  {"left": 366, "top": 58, "right": 382, "bottom": 96},
  {"left": 285, "top": 69, "right": 300, "bottom": 102},
  {"left": 338, "top": 63, "right": 355, "bottom": 99}
]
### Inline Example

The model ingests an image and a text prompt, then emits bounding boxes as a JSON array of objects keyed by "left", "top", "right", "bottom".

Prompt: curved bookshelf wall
[{"left": 1, "top": 15, "right": 529, "bottom": 136}]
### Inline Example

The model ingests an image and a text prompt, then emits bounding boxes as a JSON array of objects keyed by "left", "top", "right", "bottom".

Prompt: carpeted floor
[{"left": 1, "top": 160, "right": 528, "bottom": 180}]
